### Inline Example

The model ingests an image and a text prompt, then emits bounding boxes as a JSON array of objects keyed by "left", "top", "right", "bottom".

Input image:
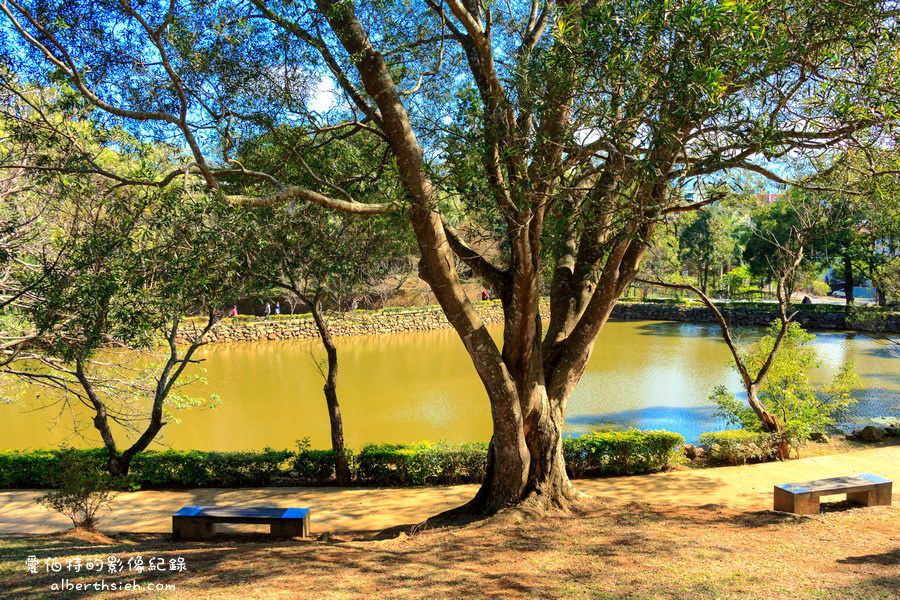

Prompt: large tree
[
  {"left": 816, "top": 149, "right": 900, "bottom": 306},
  {"left": 2, "top": 0, "right": 898, "bottom": 515}
]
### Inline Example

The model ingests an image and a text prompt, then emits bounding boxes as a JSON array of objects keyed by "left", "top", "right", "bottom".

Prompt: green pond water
[{"left": 2, "top": 319, "right": 897, "bottom": 450}]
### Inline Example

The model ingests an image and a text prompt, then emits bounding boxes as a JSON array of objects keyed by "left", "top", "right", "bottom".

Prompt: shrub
[
  {"left": 847, "top": 306, "right": 895, "bottom": 333},
  {"left": 37, "top": 448, "right": 118, "bottom": 529},
  {"left": 293, "top": 438, "right": 351, "bottom": 484},
  {"left": 722, "top": 266, "right": 753, "bottom": 295},
  {"left": 2, "top": 431, "right": 684, "bottom": 490},
  {"left": 637, "top": 297, "right": 691, "bottom": 305},
  {"left": 810, "top": 280, "right": 831, "bottom": 296},
  {"left": 562, "top": 430, "right": 684, "bottom": 478},
  {"left": 293, "top": 449, "right": 342, "bottom": 482},
  {"left": 710, "top": 321, "right": 858, "bottom": 447},
  {"left": 355, "top": 442, "right": 489, "bottom": 486},
  {"left": 128, "top": 449, "right": 294, "bottom": 487},
  {"left": 0, "top": 448, "right": 107, "bottom": 488},
  {"left": 697, "top": 430, "right": 776, "bottom": 465}
]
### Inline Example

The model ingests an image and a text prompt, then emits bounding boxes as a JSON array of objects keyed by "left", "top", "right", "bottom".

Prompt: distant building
[{"left": 756, "top": 192, "right": 782, "bottom": 204}]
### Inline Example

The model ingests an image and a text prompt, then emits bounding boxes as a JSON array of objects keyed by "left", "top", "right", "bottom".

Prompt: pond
[{"left": 2, "top": 320, "right": 898, "bottom": 450}]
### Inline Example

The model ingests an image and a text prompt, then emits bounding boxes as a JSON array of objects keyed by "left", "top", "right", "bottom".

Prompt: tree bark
[
  {"left": 75, "top": 317, "right": 214, "bottom": 477},
  {"left": 471, "top": 401, "right": 575, "bottom": 514},
  {"left": 309, "top": 299, "right": 352, "bottom": 486},
  {"left": 445, "top": 327, "right": 580, "bottom": 516}
]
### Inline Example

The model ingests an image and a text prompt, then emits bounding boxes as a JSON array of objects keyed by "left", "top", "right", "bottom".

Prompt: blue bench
[{"left": 172, "top": 506, "right": 310, "bottom": 540}]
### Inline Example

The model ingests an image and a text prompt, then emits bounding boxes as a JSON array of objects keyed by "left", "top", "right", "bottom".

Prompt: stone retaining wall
[
  {"left": 186, "top": 302, "right": 512, "bottom": 344},
  {"left": 610, "top": 303, "right": 900, "bottom": 332},
  {"left": 181, "top": 300, "right": 898, "bottom": 344}
]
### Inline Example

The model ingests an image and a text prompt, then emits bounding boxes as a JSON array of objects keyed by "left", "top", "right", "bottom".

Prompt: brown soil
[
  {"left": 796, "top": 436, "right": 900, "bottom": 459},
  {"left": 2, "top": 497, "right": 897, "bottom": 599}
]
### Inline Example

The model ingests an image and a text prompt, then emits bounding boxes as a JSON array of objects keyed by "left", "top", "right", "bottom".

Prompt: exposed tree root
[{"left": 371, "top": 483, "right": 591, "bottom": 541}]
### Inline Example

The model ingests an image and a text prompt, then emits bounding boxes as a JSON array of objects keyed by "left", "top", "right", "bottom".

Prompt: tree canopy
[{"left": 2, "top": 0, "right": 899, "bottom": 513}]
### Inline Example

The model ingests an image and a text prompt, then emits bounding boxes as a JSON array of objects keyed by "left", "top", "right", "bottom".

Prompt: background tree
[
  {"left": 0, "top": 92, "right": 255, "bottom": 473},
  {"left": 633, "top": 224, "right": 683, "bottom": 298},
  {"left": 644, "top": 189, "right": 852, "bottom": 459},
  {"left": 638, "top": 186, "right": 856, "bottom": 457},
  {"left": 819, "top": 150, "right": 900, "bottom": 306},
  {"left": 2, "top": 0, "right": 898, "bottom": 515},
  {"left": 710, "top": 322, "right": 858, "bottom": 452},
  {"left": 742, "top": 198, "right": 817, "bottom": 299},
  {"left": 236, "top": 129, "right": 412, "bottom": 485},
  {"left": 677, "top": 202, "right": 744, "bottom": 295}
]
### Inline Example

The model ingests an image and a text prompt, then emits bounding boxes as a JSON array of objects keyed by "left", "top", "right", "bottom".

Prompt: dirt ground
[
  {"left": 5, "top": 444, "right": 898, "bottom": 537},
  {"left": 1, "top": 497, "right": 898, "bottom": 599}
]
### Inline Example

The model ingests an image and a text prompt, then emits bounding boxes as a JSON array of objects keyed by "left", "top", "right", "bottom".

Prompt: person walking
[
  {"left": 231, "top": 305, "right": 238, "bottom": 318},
  {"left": 264, "top": 301, "right": 272, "bottom": 319},
  {"left": 481, "top": 289, "right": 489, "bottom": 301},
  {"left": 275, "top": 302, "right": 281, "bottom": 315}
]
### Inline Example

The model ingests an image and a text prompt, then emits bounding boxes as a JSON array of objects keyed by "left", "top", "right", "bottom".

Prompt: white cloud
[{"left": 307, "top": 76, "right": 339, "bottom": 114}]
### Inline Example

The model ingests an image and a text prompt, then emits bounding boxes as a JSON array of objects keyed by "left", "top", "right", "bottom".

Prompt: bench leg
[
  {"left": 847, "top": 490, "right": 872, "bottom": 506},
  {"left": 271, "top": 520, "right": 306, "bottom": 539},
  {"left": 173, "top": 518, "right": 215, "bottom": 541},
  {"left": 774, "top": 487, "right": 819, "bottom": 514},
  {"left": 848, "top": 482, "right": 892, "bottom": 507}
]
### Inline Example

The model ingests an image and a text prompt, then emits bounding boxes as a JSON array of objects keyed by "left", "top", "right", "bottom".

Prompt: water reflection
[{"left": 1, "top": 319, "right": 897, "bottom": 448}]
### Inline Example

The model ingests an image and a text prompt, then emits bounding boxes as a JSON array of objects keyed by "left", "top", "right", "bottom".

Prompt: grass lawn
[{"left": 1, "top": 497, "right": 897, "bottom": 599}]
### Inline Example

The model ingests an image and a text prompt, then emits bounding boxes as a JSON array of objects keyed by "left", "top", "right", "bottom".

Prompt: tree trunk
[
  {"left": 309, "top": 300, "right": 352, "bottom": 486},
  {"left": 80, "top": 362, "right": 138, "bottom": 477},
  {"left": 701, "top": 262, "right": 709, "bottom": 294},
  {"left": 843, "top": 254, "right": 854, "bottom": 305},
  {"left": 106, "top": 452, "right": 132, "bottom": 477},
  {"left": 746, "top": 386, "right": 789, "bottom": 460},
  {"left": 452, "top": 380, "right": 577, "bottom": 516},
  {"left": 444, "top": 301, "right": 583, "bottom": 516},
  {"left": 318, "top": 0, "right": 646, "bottom": 517}
]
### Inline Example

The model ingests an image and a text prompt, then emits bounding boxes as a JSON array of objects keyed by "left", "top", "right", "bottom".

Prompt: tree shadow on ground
[
  {"left": 837, "top": 547, "right": 900, "bottom": 566},
  {"left": 4, "top": 498, "right": 899, "bottom": 600}
]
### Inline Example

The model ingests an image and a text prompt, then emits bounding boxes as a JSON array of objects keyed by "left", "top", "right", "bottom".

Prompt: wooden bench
[
  {"left": 773, "top": 474, "right": 892, "bottom": 514},
  {"left": 172, "top": 506, "right": 310, "bottom": 541}
]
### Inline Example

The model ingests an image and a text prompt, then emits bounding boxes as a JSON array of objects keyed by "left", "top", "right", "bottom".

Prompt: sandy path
[{"left": 1, "top": 445, "right": 897, "bottom": 535}]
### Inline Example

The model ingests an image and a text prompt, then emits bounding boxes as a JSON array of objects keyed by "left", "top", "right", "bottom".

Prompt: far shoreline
[{"left": 181, "top": 298, "right": 900, "bottom": 344}]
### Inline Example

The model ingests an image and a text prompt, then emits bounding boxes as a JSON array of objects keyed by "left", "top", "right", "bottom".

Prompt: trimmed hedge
[
  {"left": 129, "top": 449, "right": 294, "bottom": 487},
  {"left": 355, "top": 442, "right": 489, "bottom": 486},
  {"left": 0, "top": 448, "right": 101, "bottom": 489},
  {"left": 0, "top": 430, "right": 684, "bottom": 489},
  {"left": 563, "top": 430, "right": 684, "bottom": 478},
  {"left": 697, "top": 430, "right": 776, "bottom": 465},
  {"left": 294, "top": 449, "right": 344, "bottom": 483},
  {"left": 0, "top": 448, "right": 295, "bottom": 489}
]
